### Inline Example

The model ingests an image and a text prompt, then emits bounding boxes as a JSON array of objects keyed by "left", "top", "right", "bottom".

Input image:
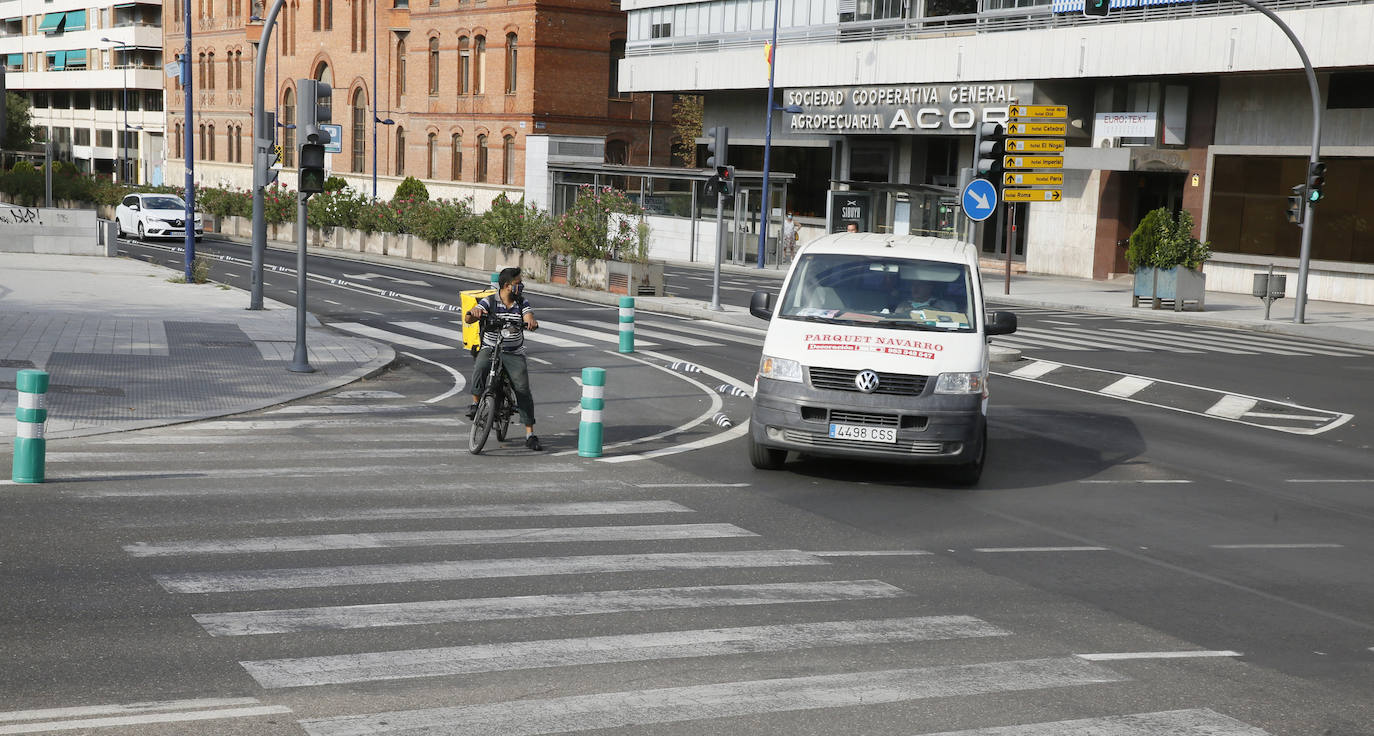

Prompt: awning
[
  {"left": 37, "top": 12, "right": 64, "bottom": 32},
  {"left": 47, "top": 50, "right": 66, "bottom": 71},
  {"left": 66, "top": 49, "right": 87, "bottom": 65},
  {"left": 6, "top": 53, "right": 21, "bottom": 66},
  {"left": 64, "top": 9, "right": 86, "bottom": 30},
  {"left": 113, "top": 2, "right": 135, "bottom": 7},
  {"left": 3, "top": 17, "right": 20, "bottom": 23}
]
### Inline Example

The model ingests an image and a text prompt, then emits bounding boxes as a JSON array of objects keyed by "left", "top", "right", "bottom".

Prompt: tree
[
  {"left": 4, "top": 92, "right": 36, "bottom": 150},
  {"left": 671, "top": 95, "right": 703, "bottom": 167}
]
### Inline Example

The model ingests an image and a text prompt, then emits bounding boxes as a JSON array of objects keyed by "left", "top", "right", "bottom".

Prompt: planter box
[
  {"left": 574, "top": 258, "right": 608, "bottom": 290},
  {"left": 607, "top": 260, "right": 665, "bottom": 296},
  {"left": 519, "top": 250, "right": 549, "bottom": 282},
  {"left": 409, "top": 236, "right": 437, "bottom": 262},
  {"left": 465, "top": 243, "right": 498, "bottom": 272},
  {"left": 549, "top": 255, "right": 572, "bottom": 285},
  {"left": 362, "top": 231, "right": 386, "bottom": 255},
  {"left": 1133, "top": 266, "right": 1206, "bottom": 311},
  {"left": 492, "top": 247, "right": 523, "bottom": 274},
  {"left": 433, "top": 240, "right": 462, "bottom": 265}
]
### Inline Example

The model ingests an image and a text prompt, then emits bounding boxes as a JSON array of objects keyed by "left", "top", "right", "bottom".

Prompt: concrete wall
[
  {"left": 1025, "top": 169, "right": 1100, "bottom": 280},
  {"left": 1204, "top": 253, "right": 1374, "bottom": 305},
  {"left": 1215, "top": 74, "right": 1374, "bottom": 148},
  {"left": 0, "top": 207, "right": 101, "bottom": 256}
]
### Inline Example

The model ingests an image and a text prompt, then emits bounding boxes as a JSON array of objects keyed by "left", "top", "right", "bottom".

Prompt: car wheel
[
  {"left": 137, "top": 222, "right": 145, "bottom": 241},
  {"left": 947, "top": 423, "right": 986, "bottom": 487},
  {"left": 747, "top": 434, "right": 786, "bottom": 470}
]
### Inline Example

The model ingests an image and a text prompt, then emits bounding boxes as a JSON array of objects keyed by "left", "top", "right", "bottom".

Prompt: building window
[
  {"left": 282, "top": 88, "right": 296, "bottom": 166},
  {"left": 208, "top": 123, "right": 216, "bottom": 160},
  {"left": 324, "top": 0, "right": 332, "bottom": 30},
  {"left": 97, "top": 129, "right": 114, "bottom": 147},
  {"left": 501, "top": 134, "right": 514, "bottom": 184},
  {"left": 457, "top": 36, "right": 469, "bottom": 95},
  {"left": 313, "top": 0, "right": 321, "bottom": 30},
  {"left": 428, "top": 37, "right": 439, "bottom": 95},
  {"left": 208, "top": 51, "right": 216, "bottom": 89},
  {"left": 504, "top": 33, "right": 517, "bottom": 94},
  {"left": 450, "top": 133, "right": 461, "bottom": 179},
  {"left": 473, "top": 35, "right": 485, "bottom": 94},
  {"left": 396, "top": 39, "right": 406, "bottom": 101},
  {"left": 605, "top": 139, "right": 628, "bottom": 165},
  {"left": 426, "top": 132, "right": 436, "bottom": 178},
  {"left": 476, "top": 133, "right": 487, "bottom": 182},
  {"left": 350, "top": 0, "right": 357, "bottom": 50},
  {"left": 609, "top": 39, "right": 628, "bottom": 99},
  {"left": 198, "top": 52, "right": 206, "bottom": 86},
  {"left": 359, "top": 0, "right": 366, "bottom": 51},
  {"left": 198, "top": 124, "right": 205, "bottom": 159},
  {"left": 352, "top": 89, "right": 366, "bottom": 173},
  {"left": 174, "top": 123, "right": 182, "bottom": 158},
  {"left": 395, "top": 127, "right": 406, "bottom": 175}
]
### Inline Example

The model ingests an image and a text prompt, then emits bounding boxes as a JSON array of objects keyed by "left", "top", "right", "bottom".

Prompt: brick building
[{"left": 163, "top": 0, "right": 674, "bottom": 205}]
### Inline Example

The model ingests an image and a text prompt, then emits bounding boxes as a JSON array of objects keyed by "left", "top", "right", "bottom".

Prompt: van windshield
[{"left": 778, "top": 253, "right": 976, "bottom": 332}]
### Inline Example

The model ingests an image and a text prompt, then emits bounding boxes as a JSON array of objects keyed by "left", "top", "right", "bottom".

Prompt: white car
[{"left": 114, "top": 193, "right": 204, "bottom": 241}]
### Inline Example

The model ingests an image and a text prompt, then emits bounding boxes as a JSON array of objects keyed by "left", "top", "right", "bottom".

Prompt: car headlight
[
  {"left": 759, "top": 355, "right": 803, "bottom": 383},
  {"left": 934, "top": 371, "right": 985, "bottom": 395}
]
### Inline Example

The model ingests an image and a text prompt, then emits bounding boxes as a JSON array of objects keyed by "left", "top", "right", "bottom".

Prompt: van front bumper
[{"left": 749, "top": 376, "right": 984, "bottom": 465}]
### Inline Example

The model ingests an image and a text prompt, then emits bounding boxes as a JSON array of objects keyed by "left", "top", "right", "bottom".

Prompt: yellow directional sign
[
  {"left": 1003, "top": 172, "right": 1065, "bottom": 187},
  {"left": 1003, "top": 188, "right": 1063, "bottom": 203},
  {"left": 1008, "top": 104, "right": 1068, "bottom": 119},
  {"left": 1005, "top": 122, "right": 1067, "bottom": 136},
  {"left": 1007, "top": 138, "right": 1066, "bottom": 153},
  {"left": 1004, "top": 155, "right": 1063, "bottom": 169}
]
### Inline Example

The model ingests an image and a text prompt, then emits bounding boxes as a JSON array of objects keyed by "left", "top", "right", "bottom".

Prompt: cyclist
[{"left": 464, "top": 267, "right": 541, "bottom": 451}]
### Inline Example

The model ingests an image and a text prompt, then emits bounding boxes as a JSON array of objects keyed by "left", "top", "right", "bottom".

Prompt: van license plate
[{"left": 828, "top": 424, "right": 897, "bottom": 443}]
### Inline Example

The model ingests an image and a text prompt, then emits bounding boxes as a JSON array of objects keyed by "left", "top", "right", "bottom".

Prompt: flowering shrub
[
  {"left": 199, "top": 186, "right": 253, "bottom": 218},
  {"left": 262, "top": 183, "right": 296, "bottom": 225},
  {"left": 554, "top": 185, "right": 648, "bottom": 262},
  {"left": 307, "top": 186, "right": 367, "bottom": 229},
  {"left": 481, "top": 193, "right": 554, "bottom": 254}
]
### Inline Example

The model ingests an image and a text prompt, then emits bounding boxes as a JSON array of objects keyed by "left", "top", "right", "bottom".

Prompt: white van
[{"left": 747, "top": 233, "right": 1018, "bottom": 484}]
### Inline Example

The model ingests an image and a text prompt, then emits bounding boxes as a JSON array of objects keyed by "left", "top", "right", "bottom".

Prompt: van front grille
[
  {"left": 828, "top": 410, "right": 899, "bottom": 427},
  {"left": 808, "top": 368, "right": 928, "bottom": 396},
  {"left": 781, "top": 429, "right": 952, "bottom": 456}
]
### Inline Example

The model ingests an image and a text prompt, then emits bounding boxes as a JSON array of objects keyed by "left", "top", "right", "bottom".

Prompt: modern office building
[
  {"left": 619, "top": 0, "right": 1374, "bottom": 303},
  {"left": 0, "top": 0, "right": 166, "bottom": 183},
  {"left": 163, "top": 0, "right": 674, "bottom": 206}
]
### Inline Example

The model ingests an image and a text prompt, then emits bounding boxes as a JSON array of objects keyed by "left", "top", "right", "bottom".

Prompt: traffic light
[
  {"left": 299, "top": 143, "right": 326, "bottom": 194},
  {"left": 1286, "top": 184, "right": 1306, "bottom": 225},
  {"left": 1306, "top": 161, "right": 1326, "bottom": 204},
  {"left": 296, "top": 79, "right": 332, "bottom": 195},
  {"left": 976, "top": 123, "right": 1006, "bottom": 184},
  {"left": 1083, "top": 0, "right": 1109, "bottom": 17},
  {"left": 705, "top": 126, "right": 729, "bottom": 169},
  {"left": 716, "top": 165, "right": 735, "bottom": 197}
]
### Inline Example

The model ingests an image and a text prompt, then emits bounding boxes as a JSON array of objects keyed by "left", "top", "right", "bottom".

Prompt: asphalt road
[{"left": 0, "top": 236, "right": 1368, "bottom": 735}]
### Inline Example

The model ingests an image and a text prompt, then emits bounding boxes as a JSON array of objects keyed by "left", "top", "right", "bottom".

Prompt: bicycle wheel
[
  {"left": 494, "top": 380, "right": 512, "bottom": 442},
  {"left": 467, "top": 393, "right": 496, "bottom": 454}
]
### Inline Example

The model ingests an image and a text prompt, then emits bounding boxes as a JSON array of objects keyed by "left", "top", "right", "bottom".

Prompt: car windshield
[
  {"left": 777, "top": 253, "right": 976, "bottom": 332},
  {"left": 143, "top": 196, "right": 185, "bottom": 210}
]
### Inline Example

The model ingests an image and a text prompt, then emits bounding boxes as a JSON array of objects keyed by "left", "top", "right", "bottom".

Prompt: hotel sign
[{"left": 784, "top": 83, "right": 1035, "bottom": 135}]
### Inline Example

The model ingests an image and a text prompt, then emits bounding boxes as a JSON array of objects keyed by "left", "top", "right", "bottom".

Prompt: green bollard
[
  {"left": 618, "top": 297, "right": 635, "bottom": 354},
  {"left": 13, "top": 369, "right": 49, "bottom": 483},
  {"left": 577, "top": 367, "right": 606, "bottom": 458},
  {"left": 490, "top": 272, "right": 500, "bottom": 287}
]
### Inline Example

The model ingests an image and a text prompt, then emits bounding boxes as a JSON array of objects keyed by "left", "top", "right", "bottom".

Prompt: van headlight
[
  {"left": 759, "top": 355, "right": 803, "bottom": 383},
  {"left": 934, "top": 372, "right": 985, "bottom": 395}
]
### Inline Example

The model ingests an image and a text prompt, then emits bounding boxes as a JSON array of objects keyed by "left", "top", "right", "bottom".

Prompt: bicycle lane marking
[{"left": 401, "top": 351, "right": 467, "bottom": 404}]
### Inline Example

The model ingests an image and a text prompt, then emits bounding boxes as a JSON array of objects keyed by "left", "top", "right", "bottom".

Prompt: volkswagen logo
[{"left": 854, "top": 370, "right": 880, "bottom": 393}]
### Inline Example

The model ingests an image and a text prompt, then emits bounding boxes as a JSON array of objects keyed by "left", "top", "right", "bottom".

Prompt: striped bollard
[
  {"left": 490, "top": 272, "right": 500, "bottom": 287},
  {"left": 618, "top": 297, "right": 635, "bottom": 354},
  {"left": 577, "top": 367, "right": 606, "bottom": 458},
  {"left": 13, "top": 369, "right": 50, "bottom": 484}
]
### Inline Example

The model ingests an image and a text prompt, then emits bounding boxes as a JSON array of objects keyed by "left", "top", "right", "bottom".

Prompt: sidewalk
[{"left": 0, "top": 252, "right": 394, "bottom": 442}]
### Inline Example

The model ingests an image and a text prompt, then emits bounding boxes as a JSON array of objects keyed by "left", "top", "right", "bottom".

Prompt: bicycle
[{"left": 467, "top": 321, "right": 522, "bottom": 455}]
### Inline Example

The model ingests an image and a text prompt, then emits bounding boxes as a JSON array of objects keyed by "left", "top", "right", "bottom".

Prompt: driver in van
[{"left": 899, "top": 279, "right": 960, "bottom": 314}]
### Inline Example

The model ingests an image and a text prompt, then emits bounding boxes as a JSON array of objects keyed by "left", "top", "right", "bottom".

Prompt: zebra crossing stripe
[
  {"left": 537, "top": 321, "right": 659, "bottom": 348},
  {"left": 1015, "top": 327, "right": 1150, "bottom": 353},
  {"left": 193, "top": 579, "right": 909, "bottom": 636},
  {"left": 296, "top": 657, "right": 1125, "bottom": 736},
  {"left": 1095, "top": 328, "right": 1259, "bottom": 355},
  {"left": 243, "top": 615, "right": 1011, "bottom": 689},
  {"left": 238, "top": 500, "right": 695, "bottom": 525},
  {"left": 1137, "top": 329, "right": 1299, "bottom": 355},
  {"left": 1038, "top": 326, "right": 1203, "bottom": 354},
  {"left": 1184, "top": 328, "right": 1373, "bottom": 357},
  {"left": 156, "top": 549, "right": 831, "bottom": 594},
  {"left": 328, "top": 322, "right": 450, "bottom": 351},
  {"left": 392, "top": 320, "right": 466, "bottom": 343},
  {"left": 912, "top": 708, "right": 1272, "bottom": 735},
  {"left": 992, "top": 335, "right": 1091, "bottom": 352},
  {"left": 570, "top": 320, "right": 723, "bottom": 347},
  {"left": 1009, "top": 360, "right": 1061, "bottom": 379},
  {"left": 519, "top": 329, "right": 593, "bottom": 349},
  {"left": 638, "top": 319, "right": 765, "bottom": 346},
  {"left": 0, "top": 698, "right": 292, "bottom": 735},
  {"left": 1205, "top": 395, "right": 1258, "bottom": 419},
  {"left": 1099, "top": 376, "right": 1154, "bottom": 398},
  {"left": 124, "top": 523, "right": 758, "bottom": 557}
]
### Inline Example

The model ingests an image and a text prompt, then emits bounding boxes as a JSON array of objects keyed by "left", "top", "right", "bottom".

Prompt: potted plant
[{"left": 1129, "top": 207, "right": 1211, "bottom": 311}]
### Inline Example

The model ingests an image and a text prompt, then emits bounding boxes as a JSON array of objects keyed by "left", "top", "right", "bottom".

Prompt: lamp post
[
  {"left": 100, "top": 37, "right": 130, "bottom": 182},
  {"left": 372, "top": 0, "right": 379, "bottom": 198},
  {"left": 753, "top": 1, "right": 802, "bottom": 269}
]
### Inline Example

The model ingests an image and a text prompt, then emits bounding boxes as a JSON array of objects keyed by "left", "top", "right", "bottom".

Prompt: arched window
[
  {"left": 314, "top": 62, "right": 333, "bottom": 119},
  {"left": 396, "top": 39, "right": 406, "bottom": 101},
  {"left": 351, "top": 88, "right": 366, "bottom": 173},
  {"left": 504, "top": 33, "right": 517, "bottom": 94},
  {"left": 208, "top": 123, "right": 216, "bottom": 160},
  {"left": 428, "top": 37, "right": 439, "bottom": 95},
  {"left": 605, "top": 139, "right": 628, "bottom": 165},
  {"left": 476, "top": 133, "right": 487, "bottom": 182},
  {"left": 198, "top": 124, "right": 205, "bottom": 160},
  {"left": 501, "top": 134, "right": 515, "bottom": 184},
  {"left": 395, "top": 126, "right": 405, "bottom": 175},
  {"left": 174, "top": 123, "right": 182, "bottom": 158},
  {"left": 450, "top": 133, "right": 461, "bottom": 180},
  {"left": 426, "top": 132, "right": 436, "bottom": 178},
  {"left": 207, "top": 52, "right": 215, "bottom": 89},
  {"left": 608, "top": 39, "right": 628, "bottom": 99},
  {"left": 282, "top": 88, "right": 296, "bottom": 166},
  {"left": 472, "top": 35, "right": 485, "bottom": 94},
  {"left": 457, "top": 36, "right": 469, "bottom": 95},
  {"left": 197, "top": 53, "right": 205, "bottom": 87}
]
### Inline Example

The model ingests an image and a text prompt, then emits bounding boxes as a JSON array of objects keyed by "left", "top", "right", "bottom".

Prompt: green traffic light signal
[{"left": 1084, "top": 0, "right": 1109, "bottom": 17}]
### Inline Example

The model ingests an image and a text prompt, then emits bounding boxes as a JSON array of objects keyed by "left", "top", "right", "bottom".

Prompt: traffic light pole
[
  {"left": 290, "top": 190, "right": 314, "bottom": 373},
  {"left": 710, "top": 190, "right": 725, "bottom": 311},
  {"left": 250, "top": 0, "right": 287, "bottom": 311}
]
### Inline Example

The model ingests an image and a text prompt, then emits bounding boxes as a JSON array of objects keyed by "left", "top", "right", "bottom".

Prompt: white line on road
[
  {"left": 243, "top": 500, "right": 694, "bottom": 525},
  {"left": 633, "top": 483, "right": 750, "bottom": 488},
  {"left": 1241, "top": 412, "right": 1336, "bottom": 421},
  {"left": 1038, "top": 319, "right": 1080, "bottom": 326},
  {"left": 1099, "top": 376, "right": 1155, "bottom": 398},
  {"left": 1210, "top": 544, "right": 1343, "bottom": 550},
  {"left": 528, "top": 355, "right": 553, "bottom": 366},
  {"left": 520, "top": 329, "right": 593, "bottom": 349},
  {"left": 125, "top": 523, "right": 758, "bottom": 557},
  {"left": 910, "top": 709, "right": 1271, "bottom": 736},
  {"left": 0, "top": 698, "right": 264, "bottom": 724},
  {"left": 811, "top": 550, "right": 933, "bottom": 557},
  {"left": 1205, "top": 395, "right": 1260, "bottom": 419},
  {"left": 155, "top": 549, "right": 830, "bottom": 594},
  {"left": 637, "top": 319, "right": 765, "bottom": 346},
  {"left": 1285, "top": 479, "right": 1374, "bottom": 484},
  {"left": 0, "top": 707, "right": 293, "bottom": 734},
  {"left": 265, "top": 405, "right": 422, "bottom": 415},
  {"left": 571, "top": 320, "right": 723, "bottom": 347},
  {"left": 324, "top": 299, "right": 342, "bottom": 306},
  {"left": 1080, "top": 479, "right": 1193, "bottom": 484},
  {"left": 1074, "top": 651, "right": 1242, "bottom": 661},
  {"left": 537, "top": 320, "right": 659, "bottom": 347},
  {"left": 393, "top": 320, "right": 465, "bottom": 343},
  {"left": 0, "top": 698, "right": 291, "bottom": 735},
  {"left": 194, "top": 579, "right": 910, "bottom": 636},
  {"left": 332, "top": 390, "right": 405, "bottom": 399},
  {"left": 329, "top": 322, "right": 449, "bottom": 350},
  {"left": 296, "top": 658, "right": 1124, "bottom": 736},
  {"left": 401, "top": 351, "right": 467, "bottom": 404},
  {"left": 1008, "top": 361, "right": 1061, "bottom": 379},
  {"left": 973, "top": 547, "right": 1110, "bottom": 553}
]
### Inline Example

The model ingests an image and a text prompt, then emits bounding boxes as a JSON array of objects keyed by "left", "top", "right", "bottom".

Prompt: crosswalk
[{"left": 81, "top": 393, "right": 1279, "bottom": 736}]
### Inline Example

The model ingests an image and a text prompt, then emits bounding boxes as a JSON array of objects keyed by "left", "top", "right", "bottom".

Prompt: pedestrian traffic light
[
  {"left": 299, "top": 142, "right": 326, "bottom": 194},
  {"left": 1306, "top": 161, "right": 1326, "bottom": 204},
  {"left": 1083, "top": 0, "right": 1109, "bottom": 17},
  {"left": 1286, "top": 184, "right": 1306, "bottom": 225},
  {"left": 296, "top": 79, "right": 331, "bottom": 195},
  {"left": 976, "top": 123, "right": 1006, "bottom": 183},
  {"left": 717, "top": 165, "right": 735, "bottom": 196},
  {"left": 705, "top": 126, "right": 729, "bottom": 169}
]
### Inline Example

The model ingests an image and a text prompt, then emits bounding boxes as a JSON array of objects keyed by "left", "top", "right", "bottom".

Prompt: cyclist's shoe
[
  {"left": 525, "top": 434, "right": 542, "bottom": 452},
  {"left": 465, "top": 403, "right": 478, "bottom": 420}
]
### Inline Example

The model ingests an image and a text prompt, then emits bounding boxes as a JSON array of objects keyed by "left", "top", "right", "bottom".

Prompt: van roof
[{"left": 800, "top": 233, "right": 978, "bottom": 267}]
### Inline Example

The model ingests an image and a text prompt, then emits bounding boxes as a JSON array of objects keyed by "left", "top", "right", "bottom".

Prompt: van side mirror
[
  {"left": 749, "top": 291, "right": 775, "bottom": 321},
  {"left": 986, "top": 310, "right": 1017, "bottom": 336}
]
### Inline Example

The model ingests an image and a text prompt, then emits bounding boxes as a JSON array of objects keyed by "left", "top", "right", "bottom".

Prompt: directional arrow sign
[
  {"left": 1004, "top": 155, "right": 1064, "bottom": 169},
  {"left": 1008, "top": 105, "right": 1068, "bottom": 119},
  {"left": 1003, "top": 188, "right": 1063, "bottom": 202},
  {"left": 1007, "top": 139, "right": 1066, "bottom": 153},
  {"left": 961, "top": 178, "right": 998, "bottom": 222},
  {"left": 1003, "top": 172, "right": 1064, "bottom": 187},
  {"left": 343, "top": 272, "right": 431, "bottom": 286},
  {"left": 1005, "top": 122, "right": 1067, "bottom": 136}
]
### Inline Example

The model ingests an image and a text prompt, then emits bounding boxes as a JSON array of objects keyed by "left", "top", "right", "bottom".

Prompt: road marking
[
  {"left": 571, "top": 320, "right": 722, "bottom": 347},
  {"left": 243, "top": 615, "right": 1010, "bottom": 688},
  {"left": 1009, "top": 361, "right": 1061, "bottom": 379},
  {"left": 1205, "top": 395, "right": 1259, "bottom": 419},
  {"left": 973, "top": 546, "right": 1110, "bottom": 552},
  {"left": 1241, "top": 412, "right": 1335, "bottom": 421},
  {"left": 910, "top": 708, "right": 1270, "bottom": 735},
  {"left": 990, "top": 335, "right": 1091, "bottom": 352},
  {"left": 519, "top": 329, "right": 593, "bottom": 349},
  {"left": 1074, "top": 650, "right": 1242, "bottom": 661},
  {"left": 1095, "top": 328, "right": 1258, "bottom": 355},
  {"left": 155, "top": 549, "right": 831, "bottom": 594},
  {"left": 601, "top": 422, "right": 750, "bottom": 464},
  {"left": 242, "top": 500, "right": 695, "bottom": 525},
  {"left": 393, "top": 320, "right": 465, "bottom": 343},
  {"left": 0, "top": 698, "right": 264, "bottom": 723},
  {"left": 528, "top": 355, "right": 553, "bottom": 366},
  {"left": 1002, "top": 329, "right": 1120, "bottom": 352},
  {"left": 124, "top": 523, "right": 758, "bottom": 557},
  {"left": 633, "top": 483, "right": 750, "bottom": 488},
  {"left": 265, "top": 404, "right": 422, "bottom": 415},
  {"left": 537, "top": 320, "right": 659, "bottom": 347},
  {"left": 1039, "top": 319, "right": 1080, "bottom": 326},
  {"left": 0, "top": 698, "right": 292, "bottom": 735},
  {"left": 324, "top": 299, "right": 343, "bottom": 306},
  {"left": 1139, "top": 329, "right": 1307, "bottom": 356},
  {"left": 332, "top": 390, "right": 405, "bottom": 399},
  {"left": 1080, "top": 479, "right": 1193, "bottom": 484},
  {"left": 1099, "top": 376, "right": 1154, "bottom": 398},
  {"left": 401, "top": 351, "right": 467, "bottom": 403},
  {"left": 1210, "top": 543, "right": 1343, "bottom": 550},
  {"left": 297, "top": 658, "right": 1124, "bottom": 736},
  {"left": 811, "top": 550, "right": 932, "bottom": 557},
  {"left": 639, "top": 319, "right": 765, "bottom": 346},
  {"left": 1015, "top": 327, "right": 1149, "bottom": 353},
  {"left": 329, "top": 322, "right": 449, "bottom": 350},
  {"left": 194, "top": 579, "right": 910, "bottom": 636},
  {"left": 1189, "top": 328, "right": 1374, "bottom": 357},
  {"left": 1037, "top": 326, "right": 1203, "bottom": 354},
  {"left": 1286, "top": 479, "right": 1374, "bottom": 484}
]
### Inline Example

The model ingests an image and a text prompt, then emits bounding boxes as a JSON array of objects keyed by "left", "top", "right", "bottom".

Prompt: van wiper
[
  {"left": 785, "top": 314, "right": 866, "bottom": 326},
  {"left": 886, "top": 320, "right": 964, "bottom": 332}
]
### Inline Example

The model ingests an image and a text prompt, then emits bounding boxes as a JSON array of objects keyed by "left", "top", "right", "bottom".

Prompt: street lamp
[
  {"left": 373, "top": 0, "right": 380, "bottom": 198},
  {"left": 753, "top": 0, "right": 803, "bottom": 269},
  {"left": 100, "top": 37, "right": 131, "bottom": 182}
]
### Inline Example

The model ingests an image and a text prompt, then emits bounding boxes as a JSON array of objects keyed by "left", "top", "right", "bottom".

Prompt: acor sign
[{"left": 784, "top": 83, "right": 1034, "bottom": 135}]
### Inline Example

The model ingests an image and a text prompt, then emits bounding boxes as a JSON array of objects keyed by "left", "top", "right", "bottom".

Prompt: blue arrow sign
[{"left": 962, "top": 178, "right": 998, "bottom": 222}]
